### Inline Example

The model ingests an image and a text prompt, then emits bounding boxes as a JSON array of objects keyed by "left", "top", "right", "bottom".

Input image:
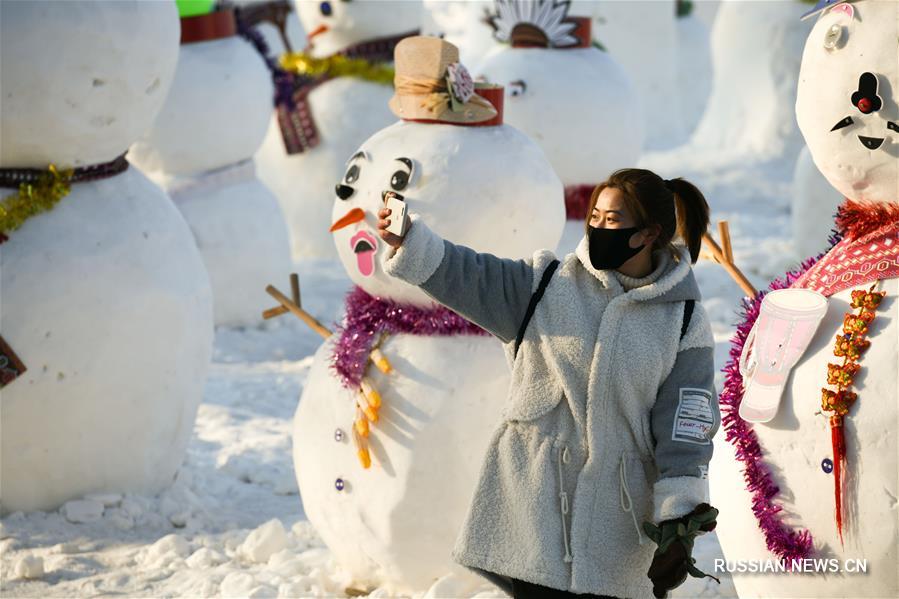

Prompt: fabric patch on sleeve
[
  {"left": 698, "top": 465, "right": 708, "bottom": 479},
  {"left": 672, "top": 387, "right": 714, "bottom": 445}
]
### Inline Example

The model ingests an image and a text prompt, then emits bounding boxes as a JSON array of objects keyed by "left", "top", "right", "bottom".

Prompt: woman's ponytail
[{"left": 665, "top": 178, "right": 710, "bottom": 264}]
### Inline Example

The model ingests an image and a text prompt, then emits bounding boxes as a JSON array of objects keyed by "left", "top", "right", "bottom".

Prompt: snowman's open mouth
[
  {"left": 350, "top": 230, "right": 378, "bottom": 277},
  {"left": 858, "top": 135, "right": 884, "bottom": 150}
]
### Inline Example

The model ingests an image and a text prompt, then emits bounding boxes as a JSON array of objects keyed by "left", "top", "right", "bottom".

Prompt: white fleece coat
[{"left": 382, "top": 218, "right": 719, "bottom": 598}]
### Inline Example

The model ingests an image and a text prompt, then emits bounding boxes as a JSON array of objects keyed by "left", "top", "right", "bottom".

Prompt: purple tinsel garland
[
  {"left": 719, "top": 228, "right": 842, "bottom": 562},
  {"left": 331, "top": 286, "right": 489, "bottom": 389}
]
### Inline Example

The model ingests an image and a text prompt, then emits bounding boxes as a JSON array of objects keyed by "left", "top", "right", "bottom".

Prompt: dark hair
[{"left": 584, "top": 168, "right": 710, "bottom": 263}]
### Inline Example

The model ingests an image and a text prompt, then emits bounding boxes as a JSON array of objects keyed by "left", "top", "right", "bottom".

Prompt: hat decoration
[
  {"left": 800, "top": 0, "right": 856, "bottom": 21},
  {"left": 389, "top": 36, "right": 501, "bottom": 125},
  {"left": 489, "top": 0, "right": 587, "bottom": 48}
]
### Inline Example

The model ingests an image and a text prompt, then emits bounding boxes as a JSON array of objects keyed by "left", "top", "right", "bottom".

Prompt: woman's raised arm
[{"left": 378, "top": 210, "right": 536, "bottom": 344}]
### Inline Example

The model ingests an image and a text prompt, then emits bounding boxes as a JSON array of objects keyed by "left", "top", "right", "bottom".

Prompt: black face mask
[{"left": 587, "top": 225, "right": 646, "bottom": 270}]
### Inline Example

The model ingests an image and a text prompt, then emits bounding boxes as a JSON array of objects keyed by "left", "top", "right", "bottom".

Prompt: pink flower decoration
[{"left": 447, "top": 62, "right": 475, "bottom": 104}]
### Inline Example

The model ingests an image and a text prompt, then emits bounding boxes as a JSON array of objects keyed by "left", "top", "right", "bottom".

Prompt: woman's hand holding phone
[{"left": 377, "top": 192, "right": 409, "bottom": 249}]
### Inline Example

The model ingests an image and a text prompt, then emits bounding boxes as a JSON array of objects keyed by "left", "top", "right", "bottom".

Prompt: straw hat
[{"left": 389, "top": 36, "right": 497, "bottom": 125}]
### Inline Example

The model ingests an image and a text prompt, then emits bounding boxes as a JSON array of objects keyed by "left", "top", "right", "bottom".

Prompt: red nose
[{"left": 857, "top": 97, "right": 873, "bottom": 114}]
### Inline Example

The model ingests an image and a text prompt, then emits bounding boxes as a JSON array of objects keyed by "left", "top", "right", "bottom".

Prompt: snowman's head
[
  {"left": 475, "top": 1, "right": 644, "bottom": 185},
  {"left": 296, "top": 0, "right": 422, "bottom": 58},
  {"left": 796, "top": 0, "right": 898, "bottom": 203},
  {"left": 0, "top": 1, "right": 179, "bottom": 168},
  {"left": 328, "top": 121, "right": 563, "bottom": 306}
]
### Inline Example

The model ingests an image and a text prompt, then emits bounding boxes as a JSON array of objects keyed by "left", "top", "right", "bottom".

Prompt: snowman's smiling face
[
  {"left": 329, "top": 141, "right": 433, "bottom": 305},
  {"left": 796, "top": 0, "right": 898, "bottom": 203},
  {"left": 296, "top": 0, "right": 421, "bottom": 58},
  {"left": 330, "top": 120, "right": 565, "bottom": 306}
]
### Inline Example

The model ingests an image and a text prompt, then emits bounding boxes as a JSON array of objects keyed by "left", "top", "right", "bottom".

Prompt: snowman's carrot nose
[
  {"left": 307, "top": 24, "right": 329, "bottom": 40},
  {"left": 330, "top": 208, "right": 366, "bottom": 232}
]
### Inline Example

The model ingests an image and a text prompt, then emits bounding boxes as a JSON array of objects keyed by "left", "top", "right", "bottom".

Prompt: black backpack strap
[
  {"left": 680, "top": 299, "right": 696, "bottom": 341},
  {"left": 514, "top": 259, "right": 560, "bottom": 359}
]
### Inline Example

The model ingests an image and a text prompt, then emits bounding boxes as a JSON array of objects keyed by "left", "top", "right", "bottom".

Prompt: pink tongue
[{"left": 356, "top": 250, "right": 375, "bottom": 276}]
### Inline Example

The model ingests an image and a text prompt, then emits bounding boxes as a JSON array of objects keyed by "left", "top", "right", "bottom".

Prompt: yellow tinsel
[
  {"left": 279, "top": 52, "right": 395, "bottom": 86},
  {"left": 0, "top": 165, "right": 73, "bottom": 237}
]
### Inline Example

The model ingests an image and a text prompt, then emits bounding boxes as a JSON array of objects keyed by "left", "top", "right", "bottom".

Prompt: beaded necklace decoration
[
  {"left": 0, "top": 154, "right": 129, "bottom": 243},
  {"left": 820, "top": 283, "right": 885, "bottom": 544}
]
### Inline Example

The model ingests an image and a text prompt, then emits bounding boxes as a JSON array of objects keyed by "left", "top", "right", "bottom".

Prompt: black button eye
[
  {"left": 390, "top": 170, "right": 409, "bottom": 191},
  {"left": 320, "top": 1, "right": 333, "bottom": 16},
  {"left": 344, "top": 163, "right": 360, "bottom": 184}
]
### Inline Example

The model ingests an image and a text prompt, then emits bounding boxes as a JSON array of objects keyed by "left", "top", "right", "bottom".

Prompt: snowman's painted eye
[
  {"left": 344, "top": 163, "right": 360, "bottom": 184},
  {"left": 509, "top": 80, "right": 527, "bottom": 97},
  {"left": 320, "top": 1, "right": 333, "bottom": 17},
  {"left": 390, "top": 157, "right": 413, "bottom": 191},
  {"left": 823, "top": 23, "right": 845, "bottom": 51}
]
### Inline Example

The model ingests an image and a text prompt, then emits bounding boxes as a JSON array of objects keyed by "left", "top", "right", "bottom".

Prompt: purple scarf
[{"left": 330, "top": 286, "right": 488, "bottom": 389}]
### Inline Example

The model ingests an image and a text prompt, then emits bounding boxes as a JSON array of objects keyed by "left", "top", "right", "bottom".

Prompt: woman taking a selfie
[{"left": 377, "top": 168, "right": 721, "bottom": 599}]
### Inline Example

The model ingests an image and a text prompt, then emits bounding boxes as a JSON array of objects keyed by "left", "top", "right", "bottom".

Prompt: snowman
[
  {"left": 254, "top": 0, "right": 421, "bottom": 260},
  {"left": 711, "top": 1, "right": 898, "bottom": 597},
  {"left": 292, "top": 36, "right": 564, "bottom": 593},
  {"left": 422, "top": 0, "right": 500, "bottom": 66},
  {"left": 684, "top": 0, "right": 813, "bottom": 167},
  {"left": 0, "top": 1, "right": 213, "bottom": 513},
  {"left": 129, "top": 6, "right": 292, "bottom": 328},
  {"left": 574, "top": 0, "right": 684, "bottom": 150},
  {"left": 474, "top": 0, "right": 643, "bottom": 250}
]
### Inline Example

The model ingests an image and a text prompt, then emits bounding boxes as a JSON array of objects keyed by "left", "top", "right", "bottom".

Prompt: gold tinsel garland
[
  {"left": 0, "top": 165, "right": 73, "bottom": 238},
  {"left": 279, "top": 52, "right": 395, "bottom": 85}
]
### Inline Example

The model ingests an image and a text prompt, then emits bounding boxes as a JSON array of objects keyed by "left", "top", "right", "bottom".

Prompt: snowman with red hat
[
  {"left": 712, "top": 1, "right": 898, "bottom": 597},
  {"left": 474, "top": 0, "right": 643, "bottom": 242},
  {"left": 254, "top": 0, "right": 421, "bottom": 260},
  {"left": 291, "top": 36, "right": 563, "bottom": 594}
]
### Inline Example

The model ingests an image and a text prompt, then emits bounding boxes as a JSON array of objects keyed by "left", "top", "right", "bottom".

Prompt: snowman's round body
[
  {"left": 577, "top": 0, "right": 684, "bottom": 149},
  {"left": 0, "top": 1, "right": 213, "bottom": 513},
  {"left": 129, "top": 22, "right": 291, "bottom": 327},
  {"left": 687, "top": 0, "right": 812, "bottom": 166},
  {"left": 712, "top": 2, "right": 899, "bottom": 597},
  {"left": 254, "top": 1, "right": 421, "bottom": 260},
  {"left": 791, "top": 146, "right": 844, "bottom": 259},
  {"left": 295, "top": 120, "right": 564, "bottom": 592},
  {"left": 475, "top": 46, "right": 643, "bottom": 198}
]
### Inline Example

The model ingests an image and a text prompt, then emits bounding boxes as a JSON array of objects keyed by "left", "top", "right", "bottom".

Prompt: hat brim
[{"left": 389, "top": 94, "right": 497, "bottom": 124}]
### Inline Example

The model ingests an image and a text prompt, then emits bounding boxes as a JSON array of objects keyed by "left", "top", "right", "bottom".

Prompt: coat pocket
[{"left": 501, "top": 376, "right": 564, "bottom": 423}]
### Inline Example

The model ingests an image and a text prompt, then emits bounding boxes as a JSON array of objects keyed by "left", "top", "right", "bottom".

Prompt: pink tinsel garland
[
  {"left": 719, "top": 229, "right": 842, "bottom": 561},
  {"left": 330, "top": 286, "right": 488, "bottom": 389}
]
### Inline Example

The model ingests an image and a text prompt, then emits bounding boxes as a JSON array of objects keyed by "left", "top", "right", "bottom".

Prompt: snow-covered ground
[{"left": 0, "top": 144, "right": 807, "bottom": 598}]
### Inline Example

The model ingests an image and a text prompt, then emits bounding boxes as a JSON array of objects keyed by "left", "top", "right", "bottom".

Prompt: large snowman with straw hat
[
  {"left": 290, "top": 36, "right": 564, "bottom": 594},
  {"left": 711, "top": 1, "right": 898, "bottom": 597},
  {"left": 474, "top": 0, "right": 643, "bottom": 243},
  {"left": 0, "top": 1, "right": 213, "bottom": 513},
  {"left": 254, "top": 0, "right": 421, "bottom": 260}
]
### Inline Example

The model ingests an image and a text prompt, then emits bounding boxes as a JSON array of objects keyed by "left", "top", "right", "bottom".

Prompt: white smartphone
[{"left": 384, "top": 192, "right": 409, "bottom": 237}]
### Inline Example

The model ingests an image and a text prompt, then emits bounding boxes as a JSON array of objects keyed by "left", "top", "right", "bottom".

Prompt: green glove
[{"left": 642, "top": 503, "right": 720, "bottom": 599}]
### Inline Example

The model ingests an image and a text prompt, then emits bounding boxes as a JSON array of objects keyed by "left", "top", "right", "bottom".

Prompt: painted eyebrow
[
  {"left": 394, "top": 157, "right": 413, "bottom": 170},
  {"left": 347, "top": 150, "right": 368, "bottom": 164},
  {"left": 831, "top": 116, "right": 854, "bottom": 131}
]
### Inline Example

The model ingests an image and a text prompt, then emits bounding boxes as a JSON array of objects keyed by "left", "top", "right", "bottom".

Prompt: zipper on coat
[
  {"left": 557, "top": 444, "right": 573, "bottom": 563},
  {"left": 619, "top": 457, "right": 645, "bottom": 546}
]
